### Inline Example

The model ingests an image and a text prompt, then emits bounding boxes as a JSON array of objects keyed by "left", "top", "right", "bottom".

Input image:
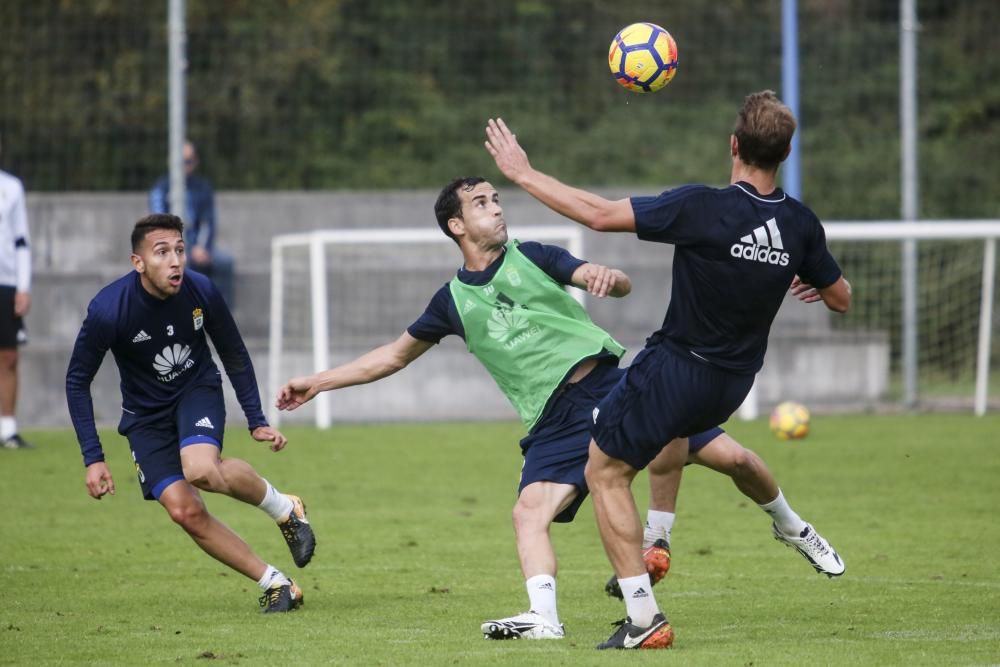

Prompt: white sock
[
  {"left": 0, "top": 417, "right": 17, "bottom": 441},
  {"left": 643, "top": 510, "right": 675, "bottom": 548},
  {"left": 257, "top": 480, "right": 294, "bottom": 521},
  {"left": 526, "top": 574, "right": 559, "bottom": 625},
  {"left": 256, "top": 565, "right": 290, "bottom": 590},
  {"left": 759, "top": 489, "right": 807, "bottom": 536},
  {"left": 618, "top": 573, "right": 660, "bottom": 628}
]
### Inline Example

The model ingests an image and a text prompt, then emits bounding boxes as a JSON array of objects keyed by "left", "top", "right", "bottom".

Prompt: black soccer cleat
[
  {"left": 596, "top": 613, "right": 674, "bottom": 650},
  {"left": 278, "top": 495, "right": 315, "bottom": 568},
  {"left": 2, "top": 434, "right": 34, "bottom": 449},
  {"left": 259, "top": 580, "right": 304, "bottom": 613}
]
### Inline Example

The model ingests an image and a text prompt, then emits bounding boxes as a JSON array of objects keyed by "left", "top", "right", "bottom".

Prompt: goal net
[
  {"left": 747, "top": 220, "right": 1000, "bottom": 417},
  {"left": 269, "top": 222, "right": 1000, "bottom": 427}
]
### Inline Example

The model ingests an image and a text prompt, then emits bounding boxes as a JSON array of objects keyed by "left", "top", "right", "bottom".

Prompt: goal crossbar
[{"left": 270, "top": 221, "right": 999, "bottom": 427}]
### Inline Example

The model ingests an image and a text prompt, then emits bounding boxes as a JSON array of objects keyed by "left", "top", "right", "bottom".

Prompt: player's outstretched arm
[
  {"left": 276, "top": 332, "right": 434, "bottom": 411},
  {"left": 85, "top": 462, "right": 115, "bottom": 500},
  {"left": 571, "top": 263, "right": 632, "bottom": 298},
  {"left": 484, "top": 118, "right": 636, "bottom": 233}
]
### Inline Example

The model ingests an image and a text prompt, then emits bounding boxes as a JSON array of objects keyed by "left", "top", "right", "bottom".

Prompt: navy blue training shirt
[
  {"left": 66, "top": 270, "right": 267, "bottom": 466},
  {"left": 407, "top": 241, "right": 585, "bottom": 343},
  {"left": 632, "top": 181, "right": 842, "bottom": 374}
]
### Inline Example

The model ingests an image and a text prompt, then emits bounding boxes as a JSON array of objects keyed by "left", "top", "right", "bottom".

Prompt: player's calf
[{"left": 604, "top": 539, "right": 671, "bottom": 599}]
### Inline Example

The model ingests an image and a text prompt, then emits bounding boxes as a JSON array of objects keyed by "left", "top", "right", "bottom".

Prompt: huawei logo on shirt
[
  {"left": 487, "top": 299, "right": 527, "bottom": 342},
  {"left": 153, "top": 344, "right": 194, "bottom": 382},
  {"left": 487, "top": 292, "right": 540, "bottom": 350}
]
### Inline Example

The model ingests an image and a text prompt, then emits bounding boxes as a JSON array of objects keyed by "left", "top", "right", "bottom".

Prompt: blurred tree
[{"left": 0, "top": 0, "right": 995, "bottom": 223}]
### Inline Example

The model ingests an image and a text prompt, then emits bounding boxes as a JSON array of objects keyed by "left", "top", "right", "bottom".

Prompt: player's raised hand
[
  {"left": 276, "top": 376, "right": 319, "bottom": 412},
  {"left": 790, "top": 275, "right": 821, "bottom": 303},
  {"left": 571, "top": 262, "right": 631, "bottom": 298},
  {"left": 583, "top": 263, "right": 617, "bottom": 298},
  {"left": 85, "top": 461, "right": 116, "bottom": 500},
  {"left": 252, "top": 425, "right": 288, "bottom": 452},
  {"left": 485, "top": 118, "right": 532, "bottom": 184}
]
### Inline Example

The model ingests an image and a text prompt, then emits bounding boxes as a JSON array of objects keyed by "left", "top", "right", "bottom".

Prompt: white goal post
[{"left": 267, "top": 226, "right": 585, "bottom": 428}]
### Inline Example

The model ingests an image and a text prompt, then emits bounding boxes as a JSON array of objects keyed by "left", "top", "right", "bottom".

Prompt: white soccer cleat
[
  {"left": 772, "top": 522, "right": 845, "bottom": 577},
  {"left": 481, "top": 611, "right": 565, "bottom": 640}
]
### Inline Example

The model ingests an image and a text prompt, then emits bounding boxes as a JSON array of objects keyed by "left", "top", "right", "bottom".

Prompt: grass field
[{"left": 2, "top": 415, "right": 999, "bottom": 665}]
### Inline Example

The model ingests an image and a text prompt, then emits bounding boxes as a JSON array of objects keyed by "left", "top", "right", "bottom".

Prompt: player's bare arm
[
  {"left": 571, "top": 263, "right": 632, "bottom": 298},
  {"left": 276, "top": 332, "right": 434, "bottom": 411},
  {"left": 791, "top": 275, "right": 851, "bottom": 312},
  {"left": 484, "top": 118, "right": 636, "bottom": 233},
  {"left": 817, "top": 276, "right": 851, "bottom": 313},
  {"left": 14, "top": 291, "right": 30, "bottom": 316},
  {"left": 85, "top": 461, "right": 116, "bottom": 499}
]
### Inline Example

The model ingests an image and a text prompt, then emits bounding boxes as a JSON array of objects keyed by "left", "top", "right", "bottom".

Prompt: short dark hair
[
  {"left": 733, "top": 90, "right": 797, "bottom": 171},
  {"left": 131, "top": 213, "right": 184, "bottom": 252},
  {"left": 434, "top": 177, "right": 486, "bottom": 243}
]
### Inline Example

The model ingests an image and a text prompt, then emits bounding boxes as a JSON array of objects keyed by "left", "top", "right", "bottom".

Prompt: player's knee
[
  {"left": 512, "top": 498, "right": 546, "bottom": 533},
  {"left": 648, "top": 438, "right": 685, "bottom": 474},
  {"left": 729, "top": 446, "right": 761, "bottom": 480},
  {"left": 585, "top": 459, "right": 622, "bottom": 491},
  {"left": 0, "top": 349, "right": 17, "bottom": 372},
  {"left": 647, "top": 455, "right": 667, "bottom": 475},
  {"left": 184, "top": 463, "right": 227, "bottom": 494},
  {"left": 165, "top": 498, "right": 209, "bottom": 531}
]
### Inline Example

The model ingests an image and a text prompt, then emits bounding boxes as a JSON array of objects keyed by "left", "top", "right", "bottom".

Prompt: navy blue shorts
[
  {"left": 689, "top": 426, "right": 725, "bottom": 454},
  {"left": 592, "top": 344, "right": 753, "bottom": 471},
  {"left": 519, "top": 360, "right": 625, "bottom": 523},
  {"left": 0, "top": 286, "right": 27, "bottom": 348},
  {"left": 118, "top": 382, "right": 228, "bottom": 500}
]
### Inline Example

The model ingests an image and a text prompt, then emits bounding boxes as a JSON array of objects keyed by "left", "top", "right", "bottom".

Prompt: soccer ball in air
[
  {"left": 608, "top": 22, "right": 679, "bottom": 93},
  {"left": 769, "top": 401, "right": 811, "bottom": 440}
]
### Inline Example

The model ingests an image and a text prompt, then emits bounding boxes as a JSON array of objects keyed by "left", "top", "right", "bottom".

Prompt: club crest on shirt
[
  {"left": 192, "top": 307, "right": 204, "bottom": 330},
  {"left": 505, "top": 268, "right": 522, "bottom": 287}
]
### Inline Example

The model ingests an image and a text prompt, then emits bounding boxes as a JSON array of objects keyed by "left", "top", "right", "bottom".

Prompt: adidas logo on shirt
[
  {"left": 194, "top": 416, "right": 214, "bottom": 429},
  {"left": 132, "top": 330, "right": 152, "bottom": 343},
  {"left": 730, "top": 217, "right": 790, "bottom": 266}
]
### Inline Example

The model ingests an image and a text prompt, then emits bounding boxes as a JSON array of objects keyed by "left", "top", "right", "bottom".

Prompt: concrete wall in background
[{"left": 26, "top": 190, "right": 886, "bottom": 430}]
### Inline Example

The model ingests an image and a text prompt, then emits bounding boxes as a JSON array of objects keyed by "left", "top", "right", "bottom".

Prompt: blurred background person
[
  {"left": 0, "top": 134, "right": 33, "bottom": 449},
  {"left": 149, "top": 140, "right": 235, "bottom": 306}
]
